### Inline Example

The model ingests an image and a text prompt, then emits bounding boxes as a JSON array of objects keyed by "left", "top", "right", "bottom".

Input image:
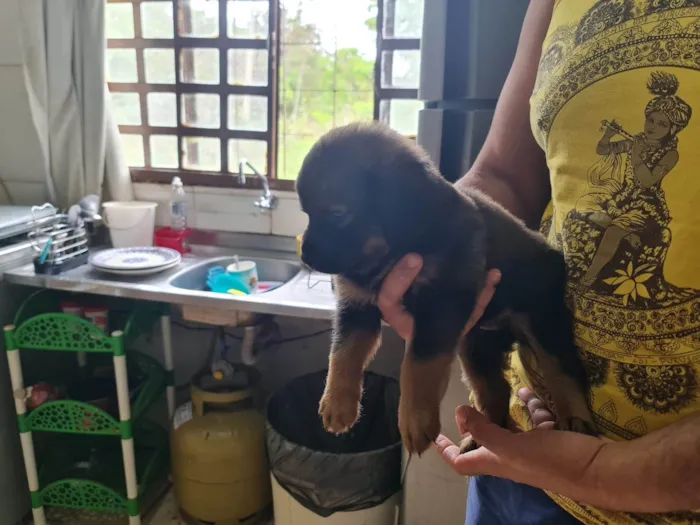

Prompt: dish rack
[{"left": 28, "top": 203, "right": 89, "bottom": 274}]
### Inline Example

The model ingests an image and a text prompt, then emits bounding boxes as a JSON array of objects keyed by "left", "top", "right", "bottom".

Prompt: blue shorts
[{"left": 466, "top": 475, "right": 583, "bottom": 525}]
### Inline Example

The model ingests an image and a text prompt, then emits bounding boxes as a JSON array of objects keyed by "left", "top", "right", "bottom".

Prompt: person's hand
[
  {"left": 377, "top": 253, "right": 502, "bottom": 340},
  {"left": 433, "top": 389, "right": 608, "bottom": 491},
  {"left": 435, "top": 388, "right": 556, "bottom": 476}
]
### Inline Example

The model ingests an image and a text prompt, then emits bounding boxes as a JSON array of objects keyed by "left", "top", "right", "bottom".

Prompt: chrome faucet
[{"left": 238, "top": 158, "right": 278, "bottom": 211}]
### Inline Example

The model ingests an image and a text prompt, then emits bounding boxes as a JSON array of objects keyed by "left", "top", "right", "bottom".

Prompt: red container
[
  {"left": 84, "top": 307, "right": 109, "bottom": 333},
  {"left": 154, "top": 227, "right": 192, "bottom": 254},
  {"left": 60, "top": 301, "right": 84, "bottom": 318}
]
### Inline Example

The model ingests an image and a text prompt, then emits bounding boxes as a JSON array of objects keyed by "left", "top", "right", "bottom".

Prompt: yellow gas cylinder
[{"left": 171, "top": 369, "right": 271, "bottom": 524}]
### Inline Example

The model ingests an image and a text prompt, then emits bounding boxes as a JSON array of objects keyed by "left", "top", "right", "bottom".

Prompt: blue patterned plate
[{"left": 90, "top": 247, "right": 181, "bottom": 271}]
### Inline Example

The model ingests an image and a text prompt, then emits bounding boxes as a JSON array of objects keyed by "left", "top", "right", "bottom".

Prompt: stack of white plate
[{"left": 89, "top": 247, "right": 182, "bottom": 276}]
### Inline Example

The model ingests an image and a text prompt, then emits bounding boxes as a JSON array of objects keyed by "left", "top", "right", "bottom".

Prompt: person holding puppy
[{"left": 378, "top": 1, "right": 700, "bottom": 524}]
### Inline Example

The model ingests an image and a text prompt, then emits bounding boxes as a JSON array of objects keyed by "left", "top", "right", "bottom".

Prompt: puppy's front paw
[
  {"left": 399, "top": 407, "right": 441, "bottom": 456},
  {"left": 556, "top": 416, "right": 598, "bottom": 436},
  {"left": 459, "top": 435, "right": 480, "bottom": 454},
  {"left": 319, "top": 388, "right": 361, "bottom": 434}
]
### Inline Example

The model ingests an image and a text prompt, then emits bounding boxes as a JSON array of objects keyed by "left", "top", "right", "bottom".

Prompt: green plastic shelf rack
[
  {"left": 37, "top": 422, "right": 169, "bottom": 516},
  {"left": 4, "top": 290, "right": 176, "bottom": 525}
]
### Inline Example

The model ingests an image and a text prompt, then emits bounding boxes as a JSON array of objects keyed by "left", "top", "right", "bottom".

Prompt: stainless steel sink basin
[{"left": 169, "top": 256, "right": 302, "bottom": 292}]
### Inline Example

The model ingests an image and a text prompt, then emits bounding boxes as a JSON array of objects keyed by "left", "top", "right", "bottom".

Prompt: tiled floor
[
  {"left": 46, "top": 488, "right": 273, "bottom": 525},
  {"left": 42, "top": 490, "right": 181, "bottom": 525},
  {"left": 146, "top": 491, "right": 184, "bottom": 524}
]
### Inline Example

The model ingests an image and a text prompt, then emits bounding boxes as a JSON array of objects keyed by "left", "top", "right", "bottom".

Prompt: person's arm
[
  {"left": 378, "top": 0, "right": 555, "bottom": 348},
  {"left": 456, "top": 0, "right": 555, "bottom": 228},
  {"left": 436, "top": 404, "right": 700, "bottom": 513},
  {"left": 587, "top": 411, "right": 700, "bottom": 511},
  {"left": 378, "top": 2, "right": 554, "bottom": 336}
]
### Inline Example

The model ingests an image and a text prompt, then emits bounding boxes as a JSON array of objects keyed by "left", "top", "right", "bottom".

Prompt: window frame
[
  {"left": 108, "top": 0, "right": 421, "bottom": 190},
  {"left": 374, "top": 0, "right": 421, "bottom": 134}
]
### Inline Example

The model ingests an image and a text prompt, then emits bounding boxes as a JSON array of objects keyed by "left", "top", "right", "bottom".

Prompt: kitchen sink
[{"left": 169, "top": 256, "right": 302, "bottom": 292}]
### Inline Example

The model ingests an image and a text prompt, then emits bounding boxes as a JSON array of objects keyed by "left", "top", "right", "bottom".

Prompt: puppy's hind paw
[
  {"left": 458, "top": 435, "right": 480, "bottom": 454},
  {"left": 399, "top": 409, "right": 441, "bottom": 457},
  {"left": 319, "top": 390, "right": 361, "bottom": 434}
]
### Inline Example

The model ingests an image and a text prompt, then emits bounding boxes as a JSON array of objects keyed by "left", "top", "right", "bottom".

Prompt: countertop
[{"left": 2, "top": 245, "right": 336, "bottom": 321}]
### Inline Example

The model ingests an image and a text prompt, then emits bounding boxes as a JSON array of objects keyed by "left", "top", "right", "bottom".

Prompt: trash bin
[{"left": 266, "top": 370, "right": 402, "bottom": 524}]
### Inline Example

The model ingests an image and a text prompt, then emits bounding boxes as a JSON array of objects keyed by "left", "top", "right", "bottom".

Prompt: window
[
  {"left": 106, "top": 0, "right": 424, "bottom": 188},
  {"left": 376, "top": 0, "right": 423, "bottom": 136}
]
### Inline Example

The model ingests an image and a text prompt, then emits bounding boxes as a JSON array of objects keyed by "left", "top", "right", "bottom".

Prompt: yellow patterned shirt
[{"left": 509, "top": 1, "right": 700, "bottom": 524}]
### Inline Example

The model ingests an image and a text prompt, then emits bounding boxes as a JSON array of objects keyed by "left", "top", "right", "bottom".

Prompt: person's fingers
[
  {"left": 434, "top": 434, "right": 502, "bottom": 477},
  {"left": 377, "top": 254, "right": 423, "bottom": 340},
  {"left": 531, "top": 409, "right": 555, "bottom": 427},
  {"left": 456, "top": 405, "right": 512, "bottom": 451},
  {"left": 518, "top": 387, "right": 555, "bottom": 428},
  {"left": 534, "top": 420, "right": 556, "bottom": 430},
  {"left": 527, "top": 398, "right": 555, "bottom": 427},
  {"left": 517, "top": 387, "right": 536, "bottom": 403},
  {"left": 435, "top": 407, "right": 519, "bottom": 478},
  {"left": 434, "top": 434, "right": 462, "bottom": 466},
  {"left": 378, "top": 310, "right": 415, "bottom": 341},
  {"left": 456, "top": 405, "right": 468, "bottom": 435},
  {"left": 457, "top": 402, "right": 530, "bottom": 436},
  {"left": 379, "top": 263, "right": 499, "bottom": 340},
  {"left": 378, "top": 254, "right": 423, "bottom": 306},
  {"left": 527, "top": 397, "right": 546, "bottom": 412},
  {"left": 464, "top": 270, "right": 501, "bottom": 333}
]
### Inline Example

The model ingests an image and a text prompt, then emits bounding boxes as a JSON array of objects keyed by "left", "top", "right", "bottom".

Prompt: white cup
[{"left": 226, "top": 260, "right": 258, "bottom": 293}]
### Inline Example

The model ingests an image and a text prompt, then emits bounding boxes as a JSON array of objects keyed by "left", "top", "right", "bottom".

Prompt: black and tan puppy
[{"left": 296, "top": 122, "right": 596, "bottom": 456}]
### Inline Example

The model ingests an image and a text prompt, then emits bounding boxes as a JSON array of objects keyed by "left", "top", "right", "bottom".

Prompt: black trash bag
[{"left": 266, "top": 370, "right": 402, "bottom": 518}]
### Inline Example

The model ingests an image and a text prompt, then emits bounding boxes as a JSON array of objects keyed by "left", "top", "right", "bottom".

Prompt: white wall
[
  {"left": 134, "top": 182, "right": 308, "bottom": 237},
  {"left": 403, "top": 360, "right": 469, "bottom": 524}
]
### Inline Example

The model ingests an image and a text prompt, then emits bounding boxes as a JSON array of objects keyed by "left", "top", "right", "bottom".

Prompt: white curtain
[{"left": 18, "top": 0, "right": 133, "bottom": 209}]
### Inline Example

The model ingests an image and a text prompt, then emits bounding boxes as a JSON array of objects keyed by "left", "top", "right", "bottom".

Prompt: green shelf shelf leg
[
  {"left": 161, "top": 315, "right": 175, "bottom": 419},
  {"left": 4, "top": 325, "right": 47, "bottom": 525},
  {"left": 113, "top": 330, "right": 141, "bottom": 525}
]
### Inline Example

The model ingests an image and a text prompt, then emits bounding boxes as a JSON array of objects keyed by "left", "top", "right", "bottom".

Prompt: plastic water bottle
[{"left": 170, "top": 176, "right": 188, "bottom": 231}]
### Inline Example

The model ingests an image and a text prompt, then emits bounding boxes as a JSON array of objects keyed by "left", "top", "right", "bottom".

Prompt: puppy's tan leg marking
[
  {"left": 457, "top": 331, "right": 515, "bottom": 453},
  {"left": 511, "top": 316, "right": 596, "bottom": 435},
  {"left": 319, "top": 330, "right": 381, "bottom": 434},
  {"left": 457, "top": 365, "right": 513, "bottom": 453},
  {"left": 399, "top": 351, "right": 454, "bottom": 456},
  {"left": 320, "top": 278, "right": 382, "bottom": 434},
  {"left": 397, "top": 288, "right": 481, "bottom": 456}
]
